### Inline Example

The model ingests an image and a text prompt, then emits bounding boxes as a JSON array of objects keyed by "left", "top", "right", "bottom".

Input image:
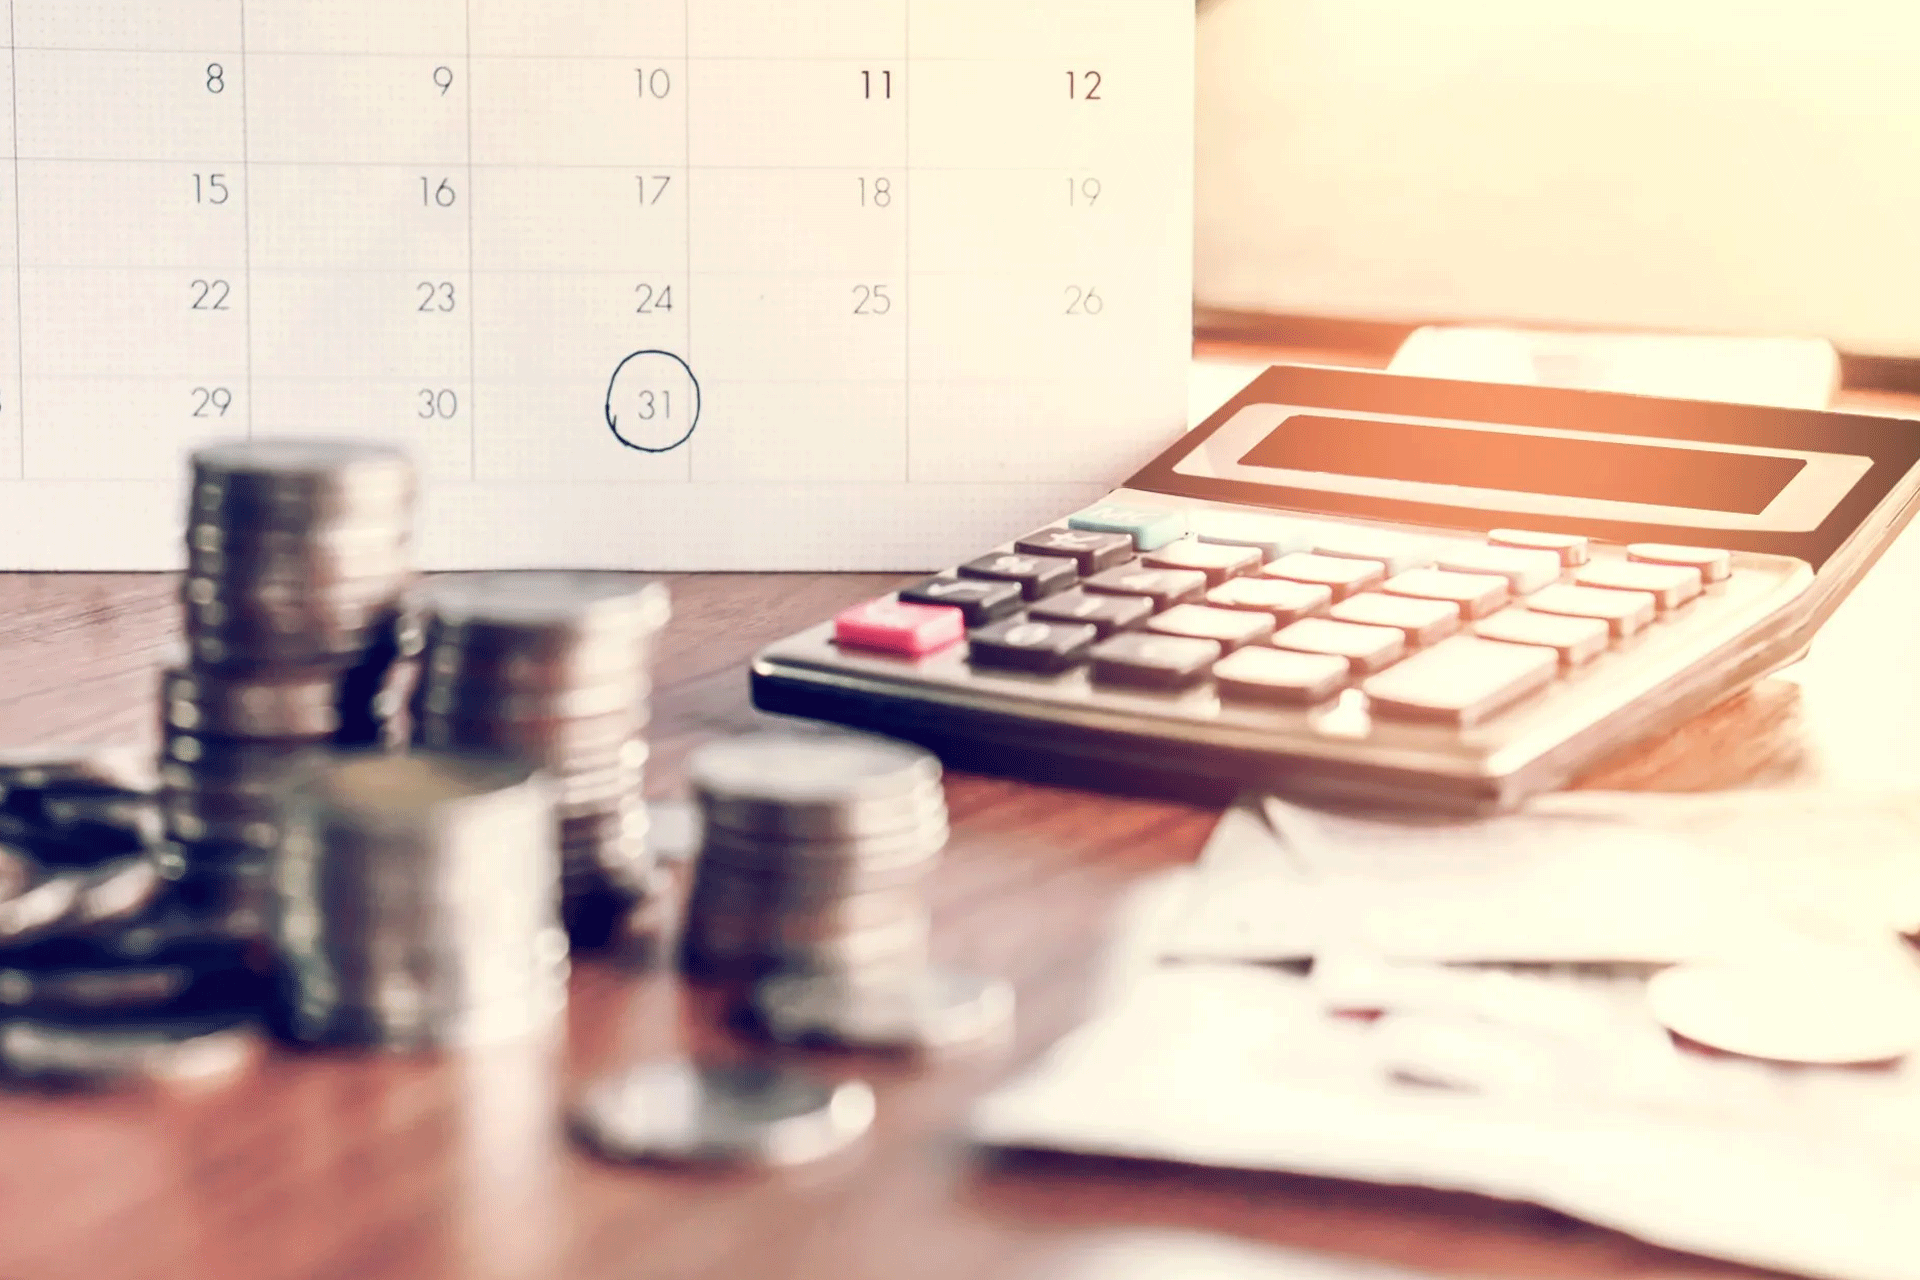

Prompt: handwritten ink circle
[{"left": 606, "top": 351, "right": 700, "bottom": 453}]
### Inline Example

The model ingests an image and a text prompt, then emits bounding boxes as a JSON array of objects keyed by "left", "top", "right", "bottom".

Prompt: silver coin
[
  {"left": 697, "top": 820, "right": 947, "bottom": 879},
  {"left": 70, "top": 857, "right": 167, "bottom": 930},
  {"left": 416, "top": 677, "right": 643, "bottom": 723},
  {"left": 0, "top": 964, "right": 196, "bottom": 1013},
  {"left": 190, "top": 439, "right": 414, "bottom": 517},
  {"left": 418, "top": 572, "right": 669, "bottom": 639},
  {"left": 0, "top": 1012, "right": 262, "bottom": 1088},
  {"left": 569, "top": 1059, "right": 875, "bottom": 1167},
  {"left": 692, "top": 732, "right": 944, "bottom": 839},
  {"left": 0, "top": 873, "right": 81, "bottom": 946},
  {"left": 1647, "top": 948, "right": 1920, "bottom": 1065},
  {"left": 752, "top": 967, "right": 1015, "bottom": 1052}
]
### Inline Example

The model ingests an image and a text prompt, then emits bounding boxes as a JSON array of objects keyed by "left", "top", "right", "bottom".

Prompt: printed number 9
[{"left": 434, "top": 66, "right": 454, "bottom": 95}]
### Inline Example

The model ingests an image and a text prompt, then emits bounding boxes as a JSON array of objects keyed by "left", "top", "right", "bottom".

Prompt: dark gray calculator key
[
  {"left": 1089, "top": 632, "right": 1222, "bottom": 690},
  {"left": 1260, "top": 552, "right": 1384, "bottom": 601},
  {"left": 1206, "top": 576, "right": 1332, "bottom": 623},
  {"left": 1145, "top": 604, "right": 1275, "bottom": 651},
  {"left": 1027, "top": 589, "right": 1154, "bottom": 638},
  {"left": 1213, "top": 647, "right": 1350, "bottom": 705},
  {"left": 1363, "top": 635, "right": 1558, "bottom": 726},
  {"left": 1014, "top": 527, "right": 1134, "bottom": 575},
  {"left": 1525, "top": 583, "right": 1655, "bottom": 637},
  {"left": 1574, "top": 559, "right": 1702, "bottom": 610},
  {"left": 1328, "top": 592, "right": 1460, "bottom": 646},
  {"left": 957, "top": 552, "right": 1079, "bottom": 600},
  {"left": 967, "top": 618, "right": 1097, "bottom": 674},
  {"left": 1082, "top": 565, "right": 1208, "bottom": 611},
  {"left": 1270, "top": 617, "right": 1405, "bottom": 674},
  {"left": 897, "top": 577, "right": 1024, "bottom": 627},
  {"left": 1141, "top": 540, "right": 1262, "bottom": 585}
]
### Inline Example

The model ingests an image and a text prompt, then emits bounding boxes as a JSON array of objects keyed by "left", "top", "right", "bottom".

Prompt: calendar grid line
[
  {"left": 902, "top": 3, "right": 911, "bottom": 483},
  {"left": 5, "top": 159, "right": 1142, "bottom": 174},
  {"left": 236, "top": 4, "right": 255, "bottom": 440},
  {"left": 8, "top": 3, "right": 23, "bottom": 478},
  {"left": 683, "top": 0, "right": 695, "bottom": 484}
]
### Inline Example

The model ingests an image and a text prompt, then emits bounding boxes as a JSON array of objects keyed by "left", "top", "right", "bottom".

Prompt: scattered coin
[
  {"left": 1647, "top": 948, "right": 1920, "bottom": 1065},
  {"left": 751, "top": 967, "right": 1015, "bottom": 1052},
  {"left": 569, "top": 1059, "right": 876, "bottom": 1167}
]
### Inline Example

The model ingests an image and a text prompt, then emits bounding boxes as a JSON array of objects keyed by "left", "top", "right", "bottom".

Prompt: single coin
[
  {"left": 689, "top": 732, "right": 943, "bottom": 839},
  {"left": 0, "top": 1010, "right": 262, "bottom": 1088},
  {"left": 190, "top": 438, "right": 414, "bottom": 524},
  {"left": 1647, "top": 949, "right": 1920, "bottom": 1065},
  {"left": 569, "top": 1059, "right": 875, "bottom": 1167},
  {"left": 418, "top": 572, "right": 670, "bottom": 642},
  {"left": 416, "top": 677, "right": 644, "bottom": 723},
  {"left": 698, "top": 820, "right": 948, "bottom": 879},
  {"left": 0, "top": 747, "right": 157, "bottom": 797},
  {"left": 161, "top": 664, "right": 343, "bottom": 739},
  {"left": 752, "top": 967, "right": 1015, "bottom": 1052}
]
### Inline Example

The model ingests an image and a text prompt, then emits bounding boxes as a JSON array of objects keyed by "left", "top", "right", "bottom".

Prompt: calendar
[{"left": 0, "top": 1, "right": 1194, "bottom": 570}]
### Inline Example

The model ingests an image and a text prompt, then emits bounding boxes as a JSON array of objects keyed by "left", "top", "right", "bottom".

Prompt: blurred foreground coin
[
  {"left": 751, "top": 967, "right": 1014, "bottom": 1052},
  {"left": 0, "top": 1010, "right": 261, "bottom": 1089},
  {"left": 1647, "top": 948, "right": 1920, "bottom": 1065},
  {"left": 570, "top": 1059, "right": 875, "bottom": 1167}
]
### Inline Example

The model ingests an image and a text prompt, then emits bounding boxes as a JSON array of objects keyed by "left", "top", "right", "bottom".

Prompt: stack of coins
[
  {"left": 682, "top": 731, "right": 948, "bottom": 985},
  {"left": 0, "top": 749, "right": 267, "bottom": 1089},
  {"left": 272, "top": 751, "right": 568, "bottom": 1050},
  {"left": 410, "top": 573, "right": 669, "bottom": 947},
  {"left": 162, "top": 440, "right": 420, "bottom": 922}
]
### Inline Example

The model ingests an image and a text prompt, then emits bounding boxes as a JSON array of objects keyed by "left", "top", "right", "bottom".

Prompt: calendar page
[{"left": 0, "top": 1, "right": 1193, "bottom": 570}]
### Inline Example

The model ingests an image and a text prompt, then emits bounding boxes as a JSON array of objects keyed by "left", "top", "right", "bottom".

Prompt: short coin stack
[
  {"left": 682, "top": 731, "right": 948, "bottom": 986},
  {"left": 162, "top": 441, "right": 420, "bottom": 924},
  {"left": 411, "top": 573, "right": 669, "bottom": 947},
  {"left": 0, "top": 749, "right": 267, "bottom": 1089},
  {"left": 272, "top": 751, "right": 568, "bottom": 1050}
]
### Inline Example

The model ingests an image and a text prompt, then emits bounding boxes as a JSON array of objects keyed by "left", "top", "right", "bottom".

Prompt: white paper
[{"left": 0, "top": 2, "right": 1194, "bottom": 570}]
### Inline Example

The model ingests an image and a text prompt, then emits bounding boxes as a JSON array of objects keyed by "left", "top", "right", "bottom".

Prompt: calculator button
[
  {"left": 1270, "top": 617, "right": 1406, "bottom": 674},
  {"left": 1525, "top": 583, "right": 1655, "bottom": 637},
  {"left": 958, "top": 552, "right": 1079, "bottom": 601},
  {"left": 1433, "top": 544, "right": 1563, "bottom": 595},
  {"left": 1027, "top": 589, "right": 1154, "bottom": 638},
  {"left": 833, "top": 598, "right": 966, "bottom": 657},
  {"left": 1213, "top": 647, "right": 1349, "bottom": 705},
  {"left": 1488, "top": 529, "right": 1589, "bottom": 567},
  {"left": 1068, "top": 503, "right": 1188, "bottom": 551},
  {"left": 1089, "top": 632, "right": 1222, "bottom": 690},
  {"left": 1261, "top": 552, "right": 1384, "bottom": 600},
  {"left": 1205, "top": 576, "right": 1332, "bottom": 623},
  {"left": 1193, "top": 511, "right": 1319, "bottom": 560},
  {"left": 1082, "top": 566, "right": 1208, "bottom": 610},
  {"left": 1142, "top": 540, "right": 1262, "bottom": 585},
  {"left": 1309, "top": 527, "right": 1436, "bottom": 575},
  {"left": 1473, "top": 608, "right": 1608, "bottom": 667},
  {"left": 1573, "top": 560, "right": 1701, "bottom": 610},
  {"left": 1014, "top": 527, "right": 1134, "bottom": 574},
  {"left": 1362, "top": 636, "right": 1558, "bottom": 726},
  {"left": 1146, "top": 604, "right": 1275, "bottom": 651},
  {"left": 967, "top": 618, "right": 1097, "bottom": 674},
  {"left": 1627, "top": 543, "right": 1733, "bottom": 584},
  {"left": 1381, "top": 568, "right": 1511, "bottom": 619},
  {"left": 897, "top": 577, "right": 1024, "bottom": 627},
  {"left": 1328, "top": 593, "right": 1460, "bottom": 646}
]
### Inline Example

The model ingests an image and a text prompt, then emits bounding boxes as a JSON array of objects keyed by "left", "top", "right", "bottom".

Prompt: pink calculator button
[{"left": 834, "top": 598, "right": 966, "bottom": 656}]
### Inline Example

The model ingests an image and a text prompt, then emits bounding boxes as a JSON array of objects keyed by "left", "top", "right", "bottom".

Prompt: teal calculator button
[{"left": 1067, "top": 503, "right": 1187, "bottom": 551}]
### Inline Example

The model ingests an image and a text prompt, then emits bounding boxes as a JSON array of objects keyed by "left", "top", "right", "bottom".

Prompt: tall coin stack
[
  {"left": 410, "top": 573, "right": 670, "bottom": 947},
  {"left": 161, "top": 441, "right": 420, "bottom": 926},
  {"left": 272, "top": 752, "right": 567, "bottom": 1049},
  {"left": 681, "top": 731, "right": 948, "bottom": 984}
]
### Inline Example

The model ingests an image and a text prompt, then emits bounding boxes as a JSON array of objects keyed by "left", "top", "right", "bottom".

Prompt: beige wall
[{"left": 1196, "top": 0, "right": 1920, "bottom": 355}]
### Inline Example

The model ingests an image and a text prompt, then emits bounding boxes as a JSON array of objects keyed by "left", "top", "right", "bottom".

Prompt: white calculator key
[
  {"left": 1192, "top": 512, "right": 1320, "bottom": 561},
  {"left": 1433, "top": 544, "right": 1562, "bottom": 595},
  {"left": 1574, "top": 560, "right": 1702, "bottom": 610},
  {"left": 1526, "top": 583, "right": 1655, "bottom": 637},
  {"left": 1489, "top": 529, "right": 1590, "bottom": 567},
  {"left": 1380, "top": 568, "right": 1510, "bottom": 619},
  {"left": 1473, "top": 608, "right": 1609, "bottom": 667},
  {"left": 1309, "top": 527, "right": 1436, "bottom": 576},
  {"left": 1363, "top": 636, "right": 1558, "bottom": 726},
  {"left": 1146, "top": 604, "right": 1275, "bottom": 651},
  {"left": 1270, "top": 617, "right": 1405, "bottom": 674},
  {"left": 1628, "top": 543, "right": 1733, "bottom": 583}
]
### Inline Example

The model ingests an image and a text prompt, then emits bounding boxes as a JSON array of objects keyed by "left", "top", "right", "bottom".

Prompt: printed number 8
[{"left": 206, "top": 63, "right": 225, "bottom": 93}]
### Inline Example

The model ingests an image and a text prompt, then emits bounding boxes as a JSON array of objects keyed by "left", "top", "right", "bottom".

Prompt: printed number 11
[{"left": 862, "top": 69, "right": 892, "bottom": 99}]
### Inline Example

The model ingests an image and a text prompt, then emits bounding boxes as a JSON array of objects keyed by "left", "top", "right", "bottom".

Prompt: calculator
[{"left": 751, "top": 365, "right": 1920, "bottom": 811}]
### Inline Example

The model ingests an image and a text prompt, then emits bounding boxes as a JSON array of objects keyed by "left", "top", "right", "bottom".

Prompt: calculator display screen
[{"left": 1237, "top": 415, "right": 1806, "bottom": 515}]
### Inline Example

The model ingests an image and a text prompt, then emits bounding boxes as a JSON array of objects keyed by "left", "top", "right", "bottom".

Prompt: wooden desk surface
[{"left": 1, "top": 353, "right": 1915, "bottom": 1280}]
